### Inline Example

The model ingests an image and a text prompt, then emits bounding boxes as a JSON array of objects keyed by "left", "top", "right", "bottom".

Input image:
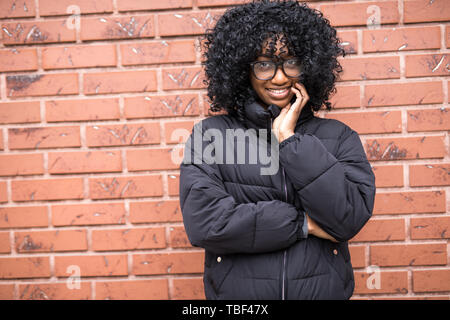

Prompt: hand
[
  {"left": 306, "top": 213, "right": 338, "bottom": 243},
  {"left": 272, "top": 82, "right": 309, "bottom": 143}
]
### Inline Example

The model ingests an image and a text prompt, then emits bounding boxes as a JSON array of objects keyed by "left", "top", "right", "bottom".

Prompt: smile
[{"left": 265, "top": 87, "right": 290, "bottom": 99}]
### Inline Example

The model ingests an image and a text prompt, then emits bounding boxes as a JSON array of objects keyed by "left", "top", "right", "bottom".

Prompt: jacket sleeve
[
  {"left": 278, "top": 126, "right": 376, "bottom": 242},
  {"left": 179, "top": 122, "right": 307, "bottom": 255}
]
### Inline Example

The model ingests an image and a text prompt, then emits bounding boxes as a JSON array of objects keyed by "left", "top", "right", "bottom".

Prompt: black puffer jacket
[{"left": 179, "top": 102, "right": 376, "bottom": 300}]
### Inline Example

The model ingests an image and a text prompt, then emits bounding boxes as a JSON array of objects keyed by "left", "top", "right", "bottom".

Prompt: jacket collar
[{"left": 243, "top": 100, "right": 314, "bottom": 130}]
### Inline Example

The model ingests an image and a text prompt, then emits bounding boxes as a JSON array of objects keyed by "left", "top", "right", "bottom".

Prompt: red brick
[
  {"left": 129, "top": 200, "right": 182, "bottom": 224},
  {"left": 411, "top": 216, "right": 450, "bottom": 240},
  {"left": 325, "top": 111, "right": 401, "bottom": 134},
  {"left": 120, "top": 40, "right": 195, "bottom": 66},
  {"left": 42, "top": 45, "right": 116, "bottom": 70},
  {"left": 117, "top": 0, "right": 192, "bottom": 11},
  {"left": 337, "top": 30, "right": 358, "bottom": 55},
  {"left": 0, "top": 101, "right": 40, "bottom": 124},
  {"left": 0, "top": 48, "right": 37, "bottom": 72},
  {"left": 321, "top": 1, "right": 399, "bottom": 27},
  {"left": 447, "top": 26, "right": 450, "bottom": 48},
  {"left": 89, "top": 175, "right": 163, "bottom": 200},
  {"left": 48, "top": 150, "right": 122, "bottom": 174},
  {"left": 339, "top": 56, "right": 400, "bottom": 81},
  {"left": 413, "top": 269, "right": 450, "bottom": 293},
  {"left": 92, "top": 227, "right": 166, "bottom": 251},
  {"left": 365, "top": 136, "right": 445, "bottom": 161},
  {"left": 9, "top": 126, "right": 80, "bottom": 150},
  {"left": 329, "top": 85, "right": 360, "bottom": 109},
  {"left": 39, "top": 0, "right": 113, "bottom": 16},
  {"left": 404, "top": 0, "right": 450, "bottom": 23},
  {"left": 81, "top": 15, "right": 154, "bottom": 41},
  {"left": 348, "top": 245, "right": 366, "bottom": 269},
  {"left": 372, "top": 165, "right": 404, "bottom": 188},
  {"left": 0, "top": 131, "right": 3, "bottom": 151},
  {"left": 0, "top": 182, "right": 6, "bottom": 203},
  {"left": 1, "top": 20, "right": 76, "bottom": 45},
  {"left": 0, "top": 284, "right": 15, "bottom": 299},
  {"left": 46, "top": 98, "right": 120, "bottom": 122},
  {"left": 54, "top": 255, "right": 127, "bottom": 277},
  {"left": 124, "top": 94, "right": 199, "bottom": 119},
  {"left": 12, "top": 178, "right": 84, "bottom": 202},
  {"left": 86, "top": 123, "right": 160, "bottom": 147},
  {"left": 165, "top": 121, "right": 195, "bottom": 144},
  {"left": 168, "top": 174, "right": 179, "bottom": 196},
  {"left": 354, "top": 271, "right": 408, "bottom": 295},
  {"left": 364, "top": 81, "right": 443, "bottom": 108},
  {"left": 127, "top": 148, "right": 180, "bottom": 171},
  {"left": 83, "top": 70, "right": 157, "bottom": 95},
  {"left": 6, "top": 73, "right": 79, "bottom": 98},
  {"left": 169, "top": 226, "right": 192, "bottom": 248},
  {"left": 409, "top": 164, "right": 450, "bottom": 187},
  {"left": 52, "top": 203, "right": 126, "bottom": 227},
  {"left": 133, "top": 251, "right": 204, "bottom": 275},
  {"left": 0, "top": 206, "right": 48, "bottom": 229},
  {"left": 363, "top": 26, "right": 440, "bottom": 53},
  {"left": 405, "top": 54, "right": 449, "bottom": 78},
  {"left": 0, "top": 232, "right": 11, "bottom": 253},
  {"left": 158, "top": 11, "right": 222, "bottom": 37},
  {"left": 407, "top": 108, "right": 450, "bottom": 132},
  {"left": 162, "top": 66, "right": 206, "bottom": 91},
  {"left": 371, "top": 243, "right": 447, "bottom": 267},
  {"left": 18, "top": 282, "right": 91, "bottom": 300},
  {"left": 172, "top": 278, "right": 205, "bottom": 300},
  {"left": 0, "top": 257, "right": 50, "bottom": 279},
  {"left": 0, "top": 153, "right": 43, "bottom": 176},
  {"left": 373, "top": 191, "right": 446, "bottom": 215},
  {"left": 0, "top": 0, "right": 35, "bottom": 18},
  {"left": 15, "top": 229, "right": 87, "bottom": 253},
  {"left": 351, "top": 218, "right": 405, "bottom": 242},
  {"left": 197, "top": 0, "right": 246, "bottom": 7},
  {"left": 96, "top": 280, "right": 169, "bottom": 300}
]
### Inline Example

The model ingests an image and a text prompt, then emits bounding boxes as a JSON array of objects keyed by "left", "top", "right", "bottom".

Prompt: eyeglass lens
[{"left": 253, "top": 60, "right": 301, "bottom": 80}]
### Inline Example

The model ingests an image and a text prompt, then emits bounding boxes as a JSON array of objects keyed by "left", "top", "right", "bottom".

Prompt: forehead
[{"left": 259, "top": 37, "right": 292, "bottom": 59}]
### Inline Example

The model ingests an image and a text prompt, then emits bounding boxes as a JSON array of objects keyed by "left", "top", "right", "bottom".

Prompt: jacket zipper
[
  {"left": 281, "top": 168, "right": 288, "bottom": 300},
  {"left": 270, "top": 116, "right": 288, "bottom": 300}
]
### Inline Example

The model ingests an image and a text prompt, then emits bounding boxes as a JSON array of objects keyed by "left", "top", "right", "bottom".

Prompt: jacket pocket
[
  {"left": 323, "top": 242, "right": 351, "bottom": 285},
  {"left": 205, "top": 252, "right": 234, "bottom": 295}
]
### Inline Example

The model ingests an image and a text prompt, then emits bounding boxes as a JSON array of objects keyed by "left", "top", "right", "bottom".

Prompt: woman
[{"left": 179, "top": 0, "right": 375, "bottom": 300}]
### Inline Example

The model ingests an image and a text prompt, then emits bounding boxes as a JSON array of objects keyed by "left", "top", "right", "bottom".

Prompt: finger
[
  {"left": 289, "top": 86, "right": 303, "bottom": 114},
  {"left": 295, "top": 82, "right": 309, "bottom": 106}
]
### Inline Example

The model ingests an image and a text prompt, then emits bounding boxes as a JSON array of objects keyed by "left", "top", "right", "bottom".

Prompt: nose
[{"left": 271, "top": 65, "right": 289, "bottom": 85}]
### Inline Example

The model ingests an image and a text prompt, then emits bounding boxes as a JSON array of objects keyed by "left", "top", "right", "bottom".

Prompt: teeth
[{"left": 267, "top": 88, "right": 288, "bottom": 94}]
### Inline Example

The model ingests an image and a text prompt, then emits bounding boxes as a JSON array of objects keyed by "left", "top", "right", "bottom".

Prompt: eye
[
  {"left": 257, "top": 61, "right": 273, "bottom": 69},
  {"left": 285, "top": 59, "right": 300, "bottom": 66}
]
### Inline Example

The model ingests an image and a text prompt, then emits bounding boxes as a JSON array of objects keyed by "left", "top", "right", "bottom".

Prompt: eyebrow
[{"left": 256, "top": 54, "right": 295, "bottom": 61}]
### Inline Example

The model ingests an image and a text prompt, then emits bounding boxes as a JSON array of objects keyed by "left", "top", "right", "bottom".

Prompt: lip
[{"left": 265, "top": 87, "right": 291, "bottom": 99}]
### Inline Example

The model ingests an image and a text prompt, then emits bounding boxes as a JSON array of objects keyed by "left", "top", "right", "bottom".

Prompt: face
[{"left": 250, "top": 38, "right": 299, "bottom": 109}]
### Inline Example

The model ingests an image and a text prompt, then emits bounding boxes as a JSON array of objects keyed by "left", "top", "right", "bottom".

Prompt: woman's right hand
[{"left": 305, "top": 213, "right": 338, "bottom": 243}]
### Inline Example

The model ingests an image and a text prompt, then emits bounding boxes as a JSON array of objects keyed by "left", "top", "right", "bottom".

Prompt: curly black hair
[{"left": 201, "top": 0, "right": 346, "bottom": 120}]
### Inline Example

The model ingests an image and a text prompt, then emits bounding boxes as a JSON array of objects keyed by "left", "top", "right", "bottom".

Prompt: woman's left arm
[{"left": 278, "top": 127, "right": 376, "bottom": 242}]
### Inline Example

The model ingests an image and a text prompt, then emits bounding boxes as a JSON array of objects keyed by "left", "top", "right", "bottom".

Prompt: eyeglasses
[{"left": 250, "top": 59, "right": 302, "bottom": 81}]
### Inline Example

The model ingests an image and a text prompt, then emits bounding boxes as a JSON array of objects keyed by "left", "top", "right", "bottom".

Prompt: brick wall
[{"left": 0, "top": 0, "right": 448, "bottom": 300}]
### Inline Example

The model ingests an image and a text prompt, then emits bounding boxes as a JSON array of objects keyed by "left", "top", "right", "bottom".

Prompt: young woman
[{"left": 179, "top": 0, "right": 375, "bottom": 300}]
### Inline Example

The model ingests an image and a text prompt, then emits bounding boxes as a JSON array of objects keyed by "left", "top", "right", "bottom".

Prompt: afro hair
[{"left": 201, "top": 0, "right": 346, "bottom": 120}]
